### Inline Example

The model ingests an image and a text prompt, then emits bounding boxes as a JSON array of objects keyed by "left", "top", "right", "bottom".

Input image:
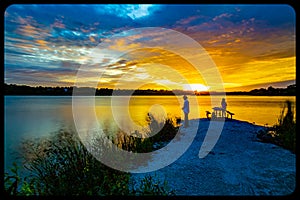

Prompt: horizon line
[{"left": 4, "top": 82, "right": 296, "bottom": 93}]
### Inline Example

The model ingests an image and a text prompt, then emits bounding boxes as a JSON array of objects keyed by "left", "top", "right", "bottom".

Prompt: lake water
[{"left": 4, "top": 95, "right": 296, "bottom": 172}]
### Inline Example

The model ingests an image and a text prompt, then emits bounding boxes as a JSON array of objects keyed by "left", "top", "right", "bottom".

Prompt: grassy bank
[{"left": 4, "top": 113, "right": 179, "bottom": 196}]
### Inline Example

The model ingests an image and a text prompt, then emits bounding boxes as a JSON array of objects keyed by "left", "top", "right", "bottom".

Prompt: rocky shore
[{"left": 131, "top": 118, "right": 296, "bottom": 196}]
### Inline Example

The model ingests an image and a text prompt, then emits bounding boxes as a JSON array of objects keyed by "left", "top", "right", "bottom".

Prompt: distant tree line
[
  {"left": 248, "top": 84, "right": 296, "bottom": 96},
  {"left": 4, "top": 83, "right": 193, "bottom": 96},
  {"left": 4, "top": 83, "right": 296, "bottom": 96},
  {"left": 224, "top": 84, "right": 296, "bottom": 96},
  {"left": 4, "top": 84, "right": 74, "bottom": 95}
]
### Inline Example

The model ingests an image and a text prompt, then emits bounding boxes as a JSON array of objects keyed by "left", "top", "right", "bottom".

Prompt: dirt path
[{"left": 131, "top": 119, "right": 296, "bottom": 195}]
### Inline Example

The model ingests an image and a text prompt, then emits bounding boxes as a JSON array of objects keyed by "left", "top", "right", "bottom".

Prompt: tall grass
[
  {"left": 112, "top": 113, "right": 179, "bottom": 152},
  {"left": 4, "top": 113, "right": 178, "bottom": 196},
  {"left": 257, "top": 100, "right": 296, "bottom": 153},
  {"left": 131, "top": 174, "right": 176, "bottom": 196},
  {"left": 274, "top": 100, "right": 296, "bottom": 152},
  {"left": 18, "top": 130, "right": 130, "bottom": 196}
]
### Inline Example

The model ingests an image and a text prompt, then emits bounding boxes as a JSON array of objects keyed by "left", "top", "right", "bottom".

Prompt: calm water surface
[{"left": 4, "top": 95, "right": 296, "bottom": 171}]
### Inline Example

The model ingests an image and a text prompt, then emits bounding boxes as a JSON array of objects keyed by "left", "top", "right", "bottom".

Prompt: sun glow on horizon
[{"left": 183, "top": 84, "right": 209, "bottom": 92}]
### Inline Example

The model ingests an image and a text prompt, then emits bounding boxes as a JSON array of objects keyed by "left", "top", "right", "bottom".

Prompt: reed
[
  {"left": 4, "top": 113, "right": 179, "bottom": 196},
  {"left": 257, "top": 100, "right": 296, "bottom": 153},
  {"left": 275, "top": 100, "right": 296, "bottom": 152}
]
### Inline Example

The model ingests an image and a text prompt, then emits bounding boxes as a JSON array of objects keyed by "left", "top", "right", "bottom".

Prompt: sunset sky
[{"left": 4, "top": 4, "right": 295, "bottom": 92}]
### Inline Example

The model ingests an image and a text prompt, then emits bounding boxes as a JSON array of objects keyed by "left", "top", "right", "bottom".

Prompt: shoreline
[
  {"left": 4, "top": 94, "right": 297, "bottom": 97},
  {"left": 4, "top": 118, "right": 296, "bottom": 195},
  {"left": 131, "top": 118, "right": 296, "bottom": 195}
]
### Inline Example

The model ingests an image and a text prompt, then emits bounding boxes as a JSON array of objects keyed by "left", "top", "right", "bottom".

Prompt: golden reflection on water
[
  {"left": 94, "top": 96, "right": 296, "bottom": 130},
  {"left": 18, "top": 96, "right": 294, "bottom": 138}
]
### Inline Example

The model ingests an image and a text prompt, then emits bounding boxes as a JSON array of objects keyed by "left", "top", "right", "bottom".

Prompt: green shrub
[
  {"left": 4, "top": 162, "right": 38, "bottom": 196},
  {"left": 131, "top": 175, "right": 176, "bottom": 196},
  {"left": 112, "top": 113, "right": 180, "bottom": 152},
  {"left": 257, "top": 100, "right": 296, "bottom": 153},
  {"left": 5, "top": 114, "right": 179, "bottom": 196},
  {"left": 274, "top": 100, "right": 296, "bottom": 152},
  {"left": 150, "top": 115, "right": 179, "bottom": 143},
  {"left": 4, "top": 162, "right": 22, "bottom": 196},
  {"left": 17, "top": 130, "right": 130, "bottom": 196}
]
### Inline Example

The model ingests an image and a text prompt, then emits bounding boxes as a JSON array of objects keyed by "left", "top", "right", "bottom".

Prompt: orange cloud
[
  {"left": 176, "top": 15, "right": 200, "bottom": 25},
  {"left": 89, "top": 36, "right": 96, "bottom": 43},
  {"left": 36, "top": 39, "right": 48, "bottom": 46}
]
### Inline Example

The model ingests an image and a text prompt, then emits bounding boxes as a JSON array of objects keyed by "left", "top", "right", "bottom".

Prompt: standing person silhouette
[
  {"left": 182, "top": 95, "right": 190, "bottom": 128},
  {"left": 221, "top": 98, "right": 227, "bottom": 118}
]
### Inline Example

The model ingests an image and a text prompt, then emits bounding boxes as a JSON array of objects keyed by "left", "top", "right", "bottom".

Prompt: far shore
[
  {"left": 4, "top": 94, "right": 297, "bottom": 97},
  {"left": 4, "top": 83, "right": 296, "bottom": 96}
]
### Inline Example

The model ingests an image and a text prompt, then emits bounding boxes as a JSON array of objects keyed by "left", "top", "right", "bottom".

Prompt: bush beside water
[
  {"left": 112, "top": 113, "right": 180, "bottom": 153},
  {"left": 257, "top": 100, "right": 296, "bottom": 153},
  {"left": 4, "top": 113, "right": 178, "bottom": 196}
]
